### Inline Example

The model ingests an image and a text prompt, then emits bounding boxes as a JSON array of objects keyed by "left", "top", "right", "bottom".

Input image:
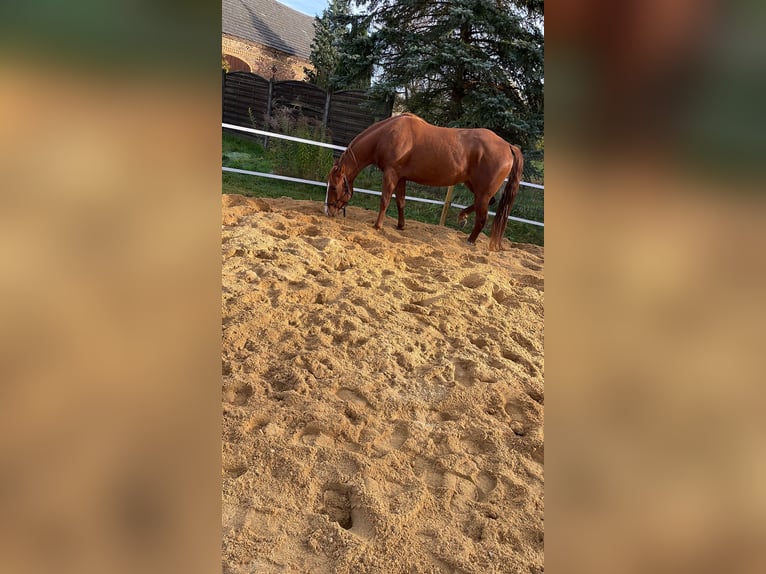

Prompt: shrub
[{"left": 254, "top": 105, "right": 334, "bottom": 182}]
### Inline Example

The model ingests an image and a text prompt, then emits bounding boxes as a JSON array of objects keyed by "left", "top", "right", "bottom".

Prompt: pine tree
[
  {"left": 347, "top": 0, "right": 543, "bottom": 160},
  {"left": 305, "top": 0, "right": 373, "bottom": 91}
]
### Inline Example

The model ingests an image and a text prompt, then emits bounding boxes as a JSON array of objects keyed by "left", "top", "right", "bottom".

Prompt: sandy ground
[{"left": 221, "top": 194, "right": 544, "bottom": 573}]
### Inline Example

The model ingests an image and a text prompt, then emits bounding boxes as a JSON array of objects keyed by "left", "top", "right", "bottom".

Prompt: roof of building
[{"left": 222, "top": 0, "right": 316, "bottom": 60}]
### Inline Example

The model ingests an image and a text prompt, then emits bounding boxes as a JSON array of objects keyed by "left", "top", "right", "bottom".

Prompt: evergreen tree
[
  {"left": 305, "top": 0, "right": 373, "bottom": 91},
  {"left": 346, "top": 0, "right": 544, "bottom": 161}
]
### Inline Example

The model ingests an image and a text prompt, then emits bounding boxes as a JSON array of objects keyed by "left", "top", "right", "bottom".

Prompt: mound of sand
[{"left": 221, "top": 194, "right": 544, "bottom": 573}]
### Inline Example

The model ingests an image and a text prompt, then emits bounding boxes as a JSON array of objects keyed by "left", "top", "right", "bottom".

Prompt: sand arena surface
[{"left": 221, "top": 194, "right": 544, "bottom": 573}]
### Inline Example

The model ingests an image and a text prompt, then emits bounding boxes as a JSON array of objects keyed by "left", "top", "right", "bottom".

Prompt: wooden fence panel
[
  {"left": 222, "top": 72, "right": 392, "bottom": 147},
  {"left": 271, "top": 81, "right": 327, "bottom": 124},
  {"left": 327, "top": 90, "right": 391, "bottom": 147},
  {"left": 222, "top": 71, "right": 270, "bottom": 128}
]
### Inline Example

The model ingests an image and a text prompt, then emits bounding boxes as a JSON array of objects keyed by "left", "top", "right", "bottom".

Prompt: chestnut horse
[{"left": 324, "top": 113, "right": 523, "bottom": 250}]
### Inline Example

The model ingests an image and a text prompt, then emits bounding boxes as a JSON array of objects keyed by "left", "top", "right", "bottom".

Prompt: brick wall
[{"left": 222, "top": 34, "right": 312, "bottom": 82}]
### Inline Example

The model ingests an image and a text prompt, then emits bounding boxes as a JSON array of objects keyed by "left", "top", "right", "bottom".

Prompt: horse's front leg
[
  {"left": 374, "top": 171, "right": 398, "bottom": 230},
  {"left": 374, "top": 191, "right": 391, "bottom": 230},
  {"left": 394, "top": 179, "right": 407, "bottom": 230}
]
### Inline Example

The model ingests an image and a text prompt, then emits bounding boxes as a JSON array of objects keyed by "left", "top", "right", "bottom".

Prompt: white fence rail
[{"left": 222, "top": 123, "right": 544, "bottom": 228}]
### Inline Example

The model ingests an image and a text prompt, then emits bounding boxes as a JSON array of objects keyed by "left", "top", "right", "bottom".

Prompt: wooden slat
[{"left": 222, "top": 72, "right": 391, "bottom": 146}]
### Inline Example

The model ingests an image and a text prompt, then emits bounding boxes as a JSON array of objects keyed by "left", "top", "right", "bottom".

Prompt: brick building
[{"left": 222, "top": 0, "right": 315, "bottom": 80}]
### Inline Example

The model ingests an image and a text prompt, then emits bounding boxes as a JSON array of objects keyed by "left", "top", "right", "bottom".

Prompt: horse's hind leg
[
  {"left": 394, "top": 179, "right": 407, "bottom": 229},
  {"left": 466, "top": 199, "right": 490, "bottom": 244},
  {"left": 458, "top": 205, "right": 475, "bottom": 228},
  {"left": 458, "top": 182, "right": 476, "bottom": 228}
]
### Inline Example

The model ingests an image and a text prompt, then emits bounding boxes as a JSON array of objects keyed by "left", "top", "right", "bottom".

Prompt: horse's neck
[
  {"left": 345, "top": 117, "right": 401, "bottom": 177},
  {"left": 343, "top": 143, "right": 373, "bottom": 181}
]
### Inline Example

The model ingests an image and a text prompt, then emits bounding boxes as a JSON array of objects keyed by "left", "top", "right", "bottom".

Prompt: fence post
[
  {"left": 266, "top": 66, "right": 278, "bottom": 118},
  {"left": 323, "top": 91, "right": 331, "bottom": 128},
  {"left": 263, "top": 77, "right": 274, "bottom": 147},
  {"left": 439, "top": 186, "right": 455, "bottom": 226}
]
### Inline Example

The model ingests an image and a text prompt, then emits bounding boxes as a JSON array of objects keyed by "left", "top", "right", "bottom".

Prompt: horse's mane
[{"left": 347, "top": 114, "right": 424, "bottom": 148}]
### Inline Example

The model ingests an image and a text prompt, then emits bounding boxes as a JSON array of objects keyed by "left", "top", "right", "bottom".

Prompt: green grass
[{"left": 222, "top": 132, "right": 544, "bottom": 246}]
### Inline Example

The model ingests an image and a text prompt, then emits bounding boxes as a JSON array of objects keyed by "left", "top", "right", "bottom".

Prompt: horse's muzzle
[{"left": 324, "top": 204, "right": 346, "bottom": 217}]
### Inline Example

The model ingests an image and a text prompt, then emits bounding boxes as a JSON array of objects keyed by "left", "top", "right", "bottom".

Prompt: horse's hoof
[
  {"left": 397, "top": 225, "right": 405, "bottom": 230},
  {"left": 458, "top": 217, "right": 467, "bottom": 229}
]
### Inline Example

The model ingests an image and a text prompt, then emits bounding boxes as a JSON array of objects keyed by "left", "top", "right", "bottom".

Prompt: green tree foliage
[
  {"left": 312, "top": 0, "right": 543, "bottom": 168},
  {"left": 305, "top": 0, "right": 373, "bottom": 91}
]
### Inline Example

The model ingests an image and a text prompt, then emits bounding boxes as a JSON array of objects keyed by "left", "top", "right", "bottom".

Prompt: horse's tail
[{"left": 489, "top": 144, "right": 524, "bottom": 251}]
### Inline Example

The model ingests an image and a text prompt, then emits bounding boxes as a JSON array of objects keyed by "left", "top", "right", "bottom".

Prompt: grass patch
[{"left": 222, "top": 132, "right": 544, "bottom": 246}]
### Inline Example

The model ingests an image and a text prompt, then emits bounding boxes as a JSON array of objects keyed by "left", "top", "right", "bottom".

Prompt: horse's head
[{"left": 324, "top": 158, "right": 353, "bottom": 217}]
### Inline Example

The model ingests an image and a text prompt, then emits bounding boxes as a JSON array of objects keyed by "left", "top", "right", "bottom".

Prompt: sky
[{"left": 278, "top": 0, "right": 328, "bottom": 17}]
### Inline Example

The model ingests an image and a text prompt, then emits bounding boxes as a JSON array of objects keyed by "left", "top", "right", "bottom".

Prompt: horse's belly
[{"left": 407, "top": 170, "right": 467, "bottom": 187}]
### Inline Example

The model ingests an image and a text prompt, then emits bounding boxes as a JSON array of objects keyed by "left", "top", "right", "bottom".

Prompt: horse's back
[
  {"left": 397, "top": 115, "right": 509, "bottom": 157},
  {"left": 362, "top": 113, "right": 512, "bottom": 186}
]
